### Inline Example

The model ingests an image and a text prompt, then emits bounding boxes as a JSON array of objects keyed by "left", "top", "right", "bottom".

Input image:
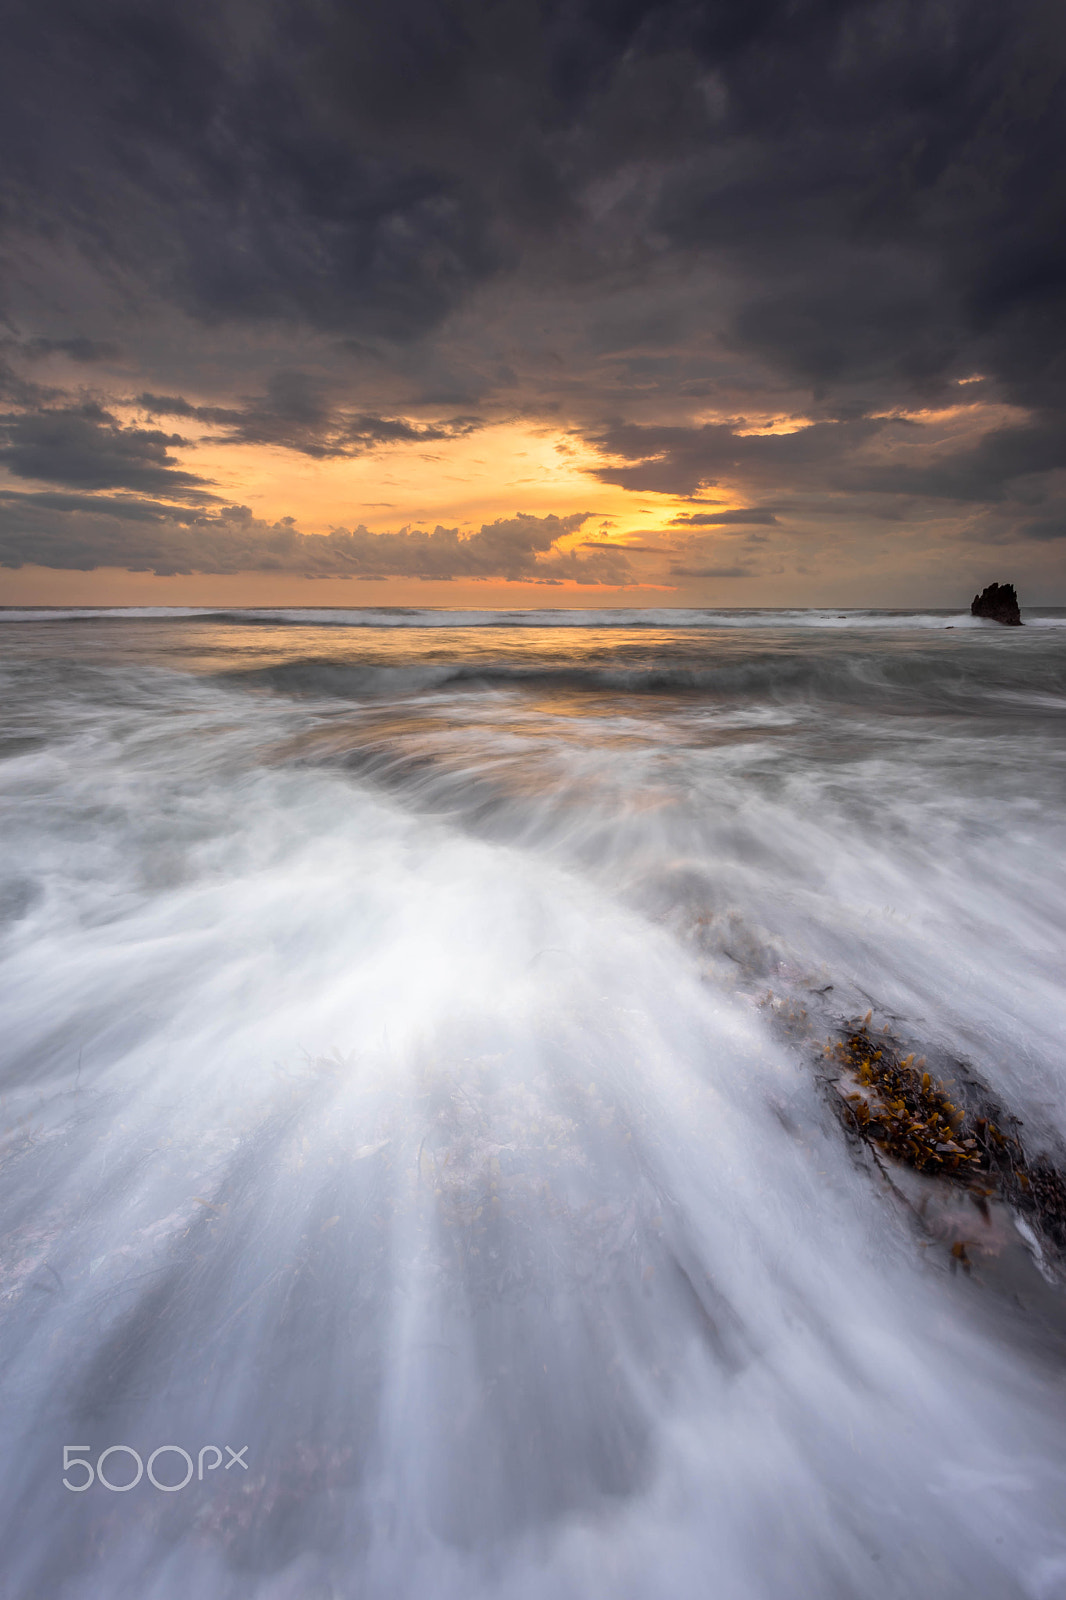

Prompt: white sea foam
[
  {"left": 2, "top": 604, "right": 1064, "bottom": 628},
  {"left": 0, "top": 616, "right": 1063, "bottom": 1598}
]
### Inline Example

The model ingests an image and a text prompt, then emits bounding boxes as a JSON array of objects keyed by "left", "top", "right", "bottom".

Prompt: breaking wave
[{"left": 0, "top": 611, "right": 1064, "bottom": 1599}]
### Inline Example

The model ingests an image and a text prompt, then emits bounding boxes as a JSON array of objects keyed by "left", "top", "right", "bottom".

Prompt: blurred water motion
[{"left": 0, "top": 608, "right": 1064, "bottom": 1600}]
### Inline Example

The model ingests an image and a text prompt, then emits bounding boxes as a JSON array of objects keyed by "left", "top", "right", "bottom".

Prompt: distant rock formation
[{"left": 971, "top": 582, "right": 1022, "bottom": 625}]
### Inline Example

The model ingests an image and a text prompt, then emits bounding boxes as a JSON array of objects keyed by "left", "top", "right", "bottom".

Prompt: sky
[{"left": 0, "top": 0, "right": 1063, "bottom": 608}]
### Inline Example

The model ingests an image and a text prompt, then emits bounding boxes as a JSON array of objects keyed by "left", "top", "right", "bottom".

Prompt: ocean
[{"left": 0, "top": 605, "right": 1064, "bottom": 1599}]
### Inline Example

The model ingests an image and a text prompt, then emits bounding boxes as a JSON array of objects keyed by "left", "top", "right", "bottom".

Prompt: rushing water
[{"left": 0, "top": 606, "right": 1064, "bottom": 1600}]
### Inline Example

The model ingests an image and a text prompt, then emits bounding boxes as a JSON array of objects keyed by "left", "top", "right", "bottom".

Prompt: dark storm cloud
[
  {"left": 2, "top": 0, "right": 1062, "bottom": 372},
  {"left": 843, "top": 415, "right": 1066, "bottom": 501},
  {"left": 0, "top": 489, "right": 196, "bottom": 523},
  {"left": 650, "top": 2, "right": 1066, "bottom": 416},
  {"left": 0, "top": 405, "right": 215, "bottom": 499},
  {"left": 592, "top": 412, "right": 1066, "bottom": 508},
  {"left": 138, "top": 379, "right": 481, "bottom": 459},
  {"left": 0, "top": 0, "right": 1064, "bottom": 579},
  {"left": 0, "top": 499, "right": 630, "bottom": 583},
  {"left": 670, "top": 509, "right": 779, "bottom": 525},
  {"left": 1, "top": 0, "right": 508, "bottom": 342},
  {"left": 591, "top": 418, "right": 888, "bottom": 497}
]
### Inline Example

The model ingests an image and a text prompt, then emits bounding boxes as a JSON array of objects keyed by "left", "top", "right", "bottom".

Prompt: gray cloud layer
[
  {"left": 0, "top": 0, "right": 1063, "bottom": 587},
  {"left": 0, "top": 405, "right": 214, "bottom": 499},
  {"left": 0, "top": 498, "right": 630, "bottom": 583},
  {"left": 138, "top": 379, "right": 482, "bottom": 459},
  {"left": 671, "top": 510, "right": 779, "bottom": 526}
]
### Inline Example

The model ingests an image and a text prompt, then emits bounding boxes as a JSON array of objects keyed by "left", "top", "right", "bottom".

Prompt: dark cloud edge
[{"left": 0, "top": 502, "right": 647, "bottom": 584}]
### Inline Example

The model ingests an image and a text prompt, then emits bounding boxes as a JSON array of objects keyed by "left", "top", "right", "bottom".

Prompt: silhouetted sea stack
[{"left": 971, "top": 582, "right": 1022, "bottom": 625}]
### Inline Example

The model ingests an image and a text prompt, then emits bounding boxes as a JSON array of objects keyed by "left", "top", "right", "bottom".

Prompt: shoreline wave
[{"left": 3, "top": 604, "right": 1065, "bottom": 629}]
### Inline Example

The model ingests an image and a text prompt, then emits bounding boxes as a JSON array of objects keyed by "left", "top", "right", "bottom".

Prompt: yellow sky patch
[{"left": 153, "top": 417, "right": 687, "bottom": 545}]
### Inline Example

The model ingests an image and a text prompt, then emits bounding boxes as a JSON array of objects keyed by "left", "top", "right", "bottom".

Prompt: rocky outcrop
[{"left": 971, "top": 581, "right": 1022, "bottom": 625}]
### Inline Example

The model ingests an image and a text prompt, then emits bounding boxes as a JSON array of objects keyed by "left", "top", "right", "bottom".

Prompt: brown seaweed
[{"left": 824, "top": 1016, "right": 1066, "bottom": 1260}]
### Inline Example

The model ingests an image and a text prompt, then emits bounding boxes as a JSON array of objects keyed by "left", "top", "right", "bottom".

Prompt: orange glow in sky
[{"left": 180, "top": 419, "right": 652, "bottom": 538}]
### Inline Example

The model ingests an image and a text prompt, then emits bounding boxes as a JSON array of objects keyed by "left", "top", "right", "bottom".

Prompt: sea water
[{"left": 0, "top": 607, "right": 1064, "bottom": 1600}]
